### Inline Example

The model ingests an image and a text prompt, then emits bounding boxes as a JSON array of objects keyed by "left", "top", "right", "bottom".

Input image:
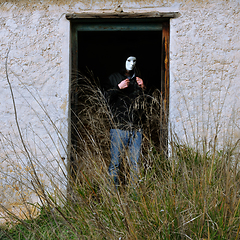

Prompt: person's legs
[
  {"left": 108, "top": 129, "right": 129, "bottom": 187},
  {"left": 128, "top": 129, "right": 142, "bottom": 185}
]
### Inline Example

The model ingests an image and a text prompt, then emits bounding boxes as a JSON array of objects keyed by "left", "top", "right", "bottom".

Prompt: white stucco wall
[
  {"left": 0, "top": 0, "right": 239, "bottom": 215},
  {"left": 0, "top": 1, "right": 71, "bottom": 214},
  {"left": 170, "top": 0, "right": 240, "bottom": 148}
]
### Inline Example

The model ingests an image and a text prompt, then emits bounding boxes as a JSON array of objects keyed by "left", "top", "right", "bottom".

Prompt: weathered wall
[
  {"left": 0, "top": 0, "right": 71, "bottom": 216},
  {"left": 170, "top": 0, "right": 240, "bottom": 148},
  {"left": 0, "top": 0, "right": 239, "bottom": 216}
]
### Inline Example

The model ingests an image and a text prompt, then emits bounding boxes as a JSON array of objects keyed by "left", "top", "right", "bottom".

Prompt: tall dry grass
[{"left": 0, "top": 71, "right": 240, "bottom": 240}]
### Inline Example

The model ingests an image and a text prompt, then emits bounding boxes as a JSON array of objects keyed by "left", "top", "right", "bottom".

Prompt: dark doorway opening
[
  {"left": 78, "top": 31, "right": 162, "bottom": 93},
  {"left": 68, "top": 17, "right": 170, "bottom": 191}
]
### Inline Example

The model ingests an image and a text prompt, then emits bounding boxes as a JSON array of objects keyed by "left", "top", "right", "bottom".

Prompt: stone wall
[{"left": 0, "top": 0, "right": 239, "bottom": 216}]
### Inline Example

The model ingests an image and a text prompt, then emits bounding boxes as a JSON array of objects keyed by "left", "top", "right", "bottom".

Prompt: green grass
[
  {"left": 1, "top": 74, "right": 240, "bottom": 239},
  {"left": 1, "top": 143, "right": 240, "bottom": 240}
]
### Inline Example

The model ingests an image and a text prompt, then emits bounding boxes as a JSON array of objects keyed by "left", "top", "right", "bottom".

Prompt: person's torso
[{"left": 108, "top": 71, "right": 144, "bottom": 129}]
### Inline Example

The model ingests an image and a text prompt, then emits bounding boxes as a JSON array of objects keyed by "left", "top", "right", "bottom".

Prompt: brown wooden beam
[
  {"left": 162, "top": 21, "right": 170, "bottom": 114},
  {"left": 66, "top": 11, "right": 179, "bottom": 19},
  {"left": 160, "top": 20, "right": 170, "bottom": 153}
]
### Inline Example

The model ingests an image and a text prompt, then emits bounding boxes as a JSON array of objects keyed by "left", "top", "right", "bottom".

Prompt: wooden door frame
[{"left": 66, "top": 11, "right": 176, "bottom": 194}]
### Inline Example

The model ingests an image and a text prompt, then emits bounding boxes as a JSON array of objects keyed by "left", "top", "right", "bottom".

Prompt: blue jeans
[{"left": 108, "top": 128, "right": 142, "bottom": 187}]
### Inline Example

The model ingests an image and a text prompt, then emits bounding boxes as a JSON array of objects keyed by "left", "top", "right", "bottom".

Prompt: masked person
[{"left": 105, "top": 54, "right": 146, "bottom": 188}]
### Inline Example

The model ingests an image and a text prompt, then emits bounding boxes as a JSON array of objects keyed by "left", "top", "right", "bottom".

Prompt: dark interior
[
  {"left": 69, "top": 24, "right": 168, "bottom": 187},
  {"left": 78, "top": 31, "right": 162, "bottom": 94}
]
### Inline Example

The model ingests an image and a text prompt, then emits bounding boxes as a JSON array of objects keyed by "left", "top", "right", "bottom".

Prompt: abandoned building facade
[{"left": 0, "top": 0, "right": 239, "bottom": 210}]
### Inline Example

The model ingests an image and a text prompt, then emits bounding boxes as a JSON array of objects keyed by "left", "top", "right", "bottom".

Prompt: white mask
[{"left": 125, "top": 56, "right": 136, "bottom": 71}]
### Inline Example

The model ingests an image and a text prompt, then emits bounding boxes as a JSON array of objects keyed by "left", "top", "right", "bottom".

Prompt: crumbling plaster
[{"left": 0, "top": 0, "right": 239, "bottom": 214}]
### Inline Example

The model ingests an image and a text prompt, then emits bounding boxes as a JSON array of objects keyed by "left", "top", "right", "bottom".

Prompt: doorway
[{"left": 68, "top": 17, "right": 170, "bottom": 184}]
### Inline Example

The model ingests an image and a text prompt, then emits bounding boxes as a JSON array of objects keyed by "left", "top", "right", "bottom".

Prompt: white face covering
[{"left": 125, "top": 56, "right": 136, "bottom": 71}]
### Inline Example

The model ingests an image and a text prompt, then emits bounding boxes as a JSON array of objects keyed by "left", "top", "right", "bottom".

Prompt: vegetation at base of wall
[
  {"left": 1, "top": 72, "right": 240, "bottom": 239},
  {"left": 1, "top": 143, "right": 240, "bottom": 240}
]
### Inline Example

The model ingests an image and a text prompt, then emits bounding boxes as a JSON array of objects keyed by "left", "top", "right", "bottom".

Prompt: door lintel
[{"left": 66, "top": 11, "right": 179, "bottom": 20}]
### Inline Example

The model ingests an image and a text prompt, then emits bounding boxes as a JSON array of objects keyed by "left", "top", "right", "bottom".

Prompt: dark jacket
[{"left": 105, "top": 69, "right": 145, "bottom": 130}]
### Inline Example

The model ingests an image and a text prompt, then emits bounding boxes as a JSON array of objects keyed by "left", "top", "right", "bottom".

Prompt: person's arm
[{"left": 105, "top": 74, "right": 122, "bottom": 100}]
